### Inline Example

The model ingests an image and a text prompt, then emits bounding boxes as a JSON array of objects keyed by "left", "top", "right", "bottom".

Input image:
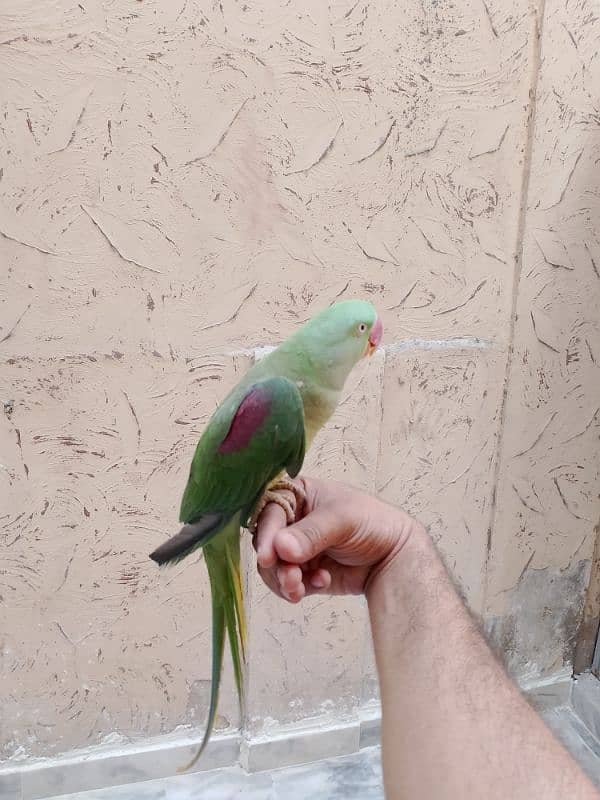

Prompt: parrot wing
[
  {"left": 181, "top": 374, "right": 306, "bottom": 522},
  {"left": 150, "top": 375, "right": 306, "bottom": 566}
]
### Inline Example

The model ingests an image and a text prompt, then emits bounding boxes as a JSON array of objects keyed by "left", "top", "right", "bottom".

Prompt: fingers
[
  {"left": 252, "top": 476, "right": 365, "bottom": 602},
  {"left": 252, "top": 476, "right": 325, "bottom": 568},
  {"left": 258, "top": 562, "right": 332, "bottom": 603},
  {"left": 254, "top": 500, "right": 289, "bottom": 569},
  {"left": 308, "top": 567, "right": 331, "bottom": 591},
  {"left": 277, "top": 563, "right": 303, "bottom": 594},
  {"left": 257, "top": 562, "right": 304, "bottom": 603},
  {"left": 273, "top": 506, "right": 348, "bottom": 564}
]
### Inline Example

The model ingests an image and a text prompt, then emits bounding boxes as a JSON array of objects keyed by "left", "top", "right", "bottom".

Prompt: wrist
[
  {"left": 366, "top": 518, "right": 469, "bottom": 656},
  {"left": 364, "top": 511, "right": 430, "bottom": 600}
]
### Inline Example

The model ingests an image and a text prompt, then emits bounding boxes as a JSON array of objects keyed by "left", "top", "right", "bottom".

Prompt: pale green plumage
[{"left": 246, "top": 299, "right": 378, "bottom": 443}]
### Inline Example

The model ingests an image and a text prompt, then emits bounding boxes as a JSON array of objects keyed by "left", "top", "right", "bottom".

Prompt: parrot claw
[{"left": 247, "top": 478, "right": 306, "bottom": 533}]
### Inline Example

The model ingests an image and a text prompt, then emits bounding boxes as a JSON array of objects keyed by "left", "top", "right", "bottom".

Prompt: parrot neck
[
  {"left": 307, "top": 353, "right": 357, "bottom": 393},
  {"left": 250, "top": 345, "right": 344, "bottom": 437},
  {"left": 279, "top": 339, "right": 357, "bottom": 393},
  {"left": 300, "top": 383, "right": 340, "bottom": 443}
]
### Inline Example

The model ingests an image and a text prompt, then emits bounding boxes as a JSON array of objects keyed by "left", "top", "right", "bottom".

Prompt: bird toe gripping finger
[
  {"left": 247, "top": 479, "right": 306, "bottom": 533},
  {"left": 247, "top": 492, "right": 293, "bottom": 533},
  {"left": 271, "top": 478, "right": 307, "bottom": 517}
]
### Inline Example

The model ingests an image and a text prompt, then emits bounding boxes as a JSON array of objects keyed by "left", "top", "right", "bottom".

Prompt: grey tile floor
[
  {"left": 41, "top": 675, "right": 600, "bottom": 800},
  {"left": 46, "top": 746, "right": 383, "bottom": 800},
  {"left": 542, "top": 706, "right": 600, "bottom": 789}
]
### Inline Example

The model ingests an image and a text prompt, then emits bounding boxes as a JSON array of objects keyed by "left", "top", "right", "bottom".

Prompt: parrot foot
[{"left": 247, "top": 479, "right": 306, "bottom": 533}]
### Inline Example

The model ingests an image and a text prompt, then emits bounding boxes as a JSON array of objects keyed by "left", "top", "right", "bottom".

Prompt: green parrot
[{"left": 149, "top": 299, "right": 383, "bottom": 770}]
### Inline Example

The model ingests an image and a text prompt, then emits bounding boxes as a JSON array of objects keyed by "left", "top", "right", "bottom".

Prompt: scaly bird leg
[{"left": 247, "top": 478, "right": 306, "bottom": 533}]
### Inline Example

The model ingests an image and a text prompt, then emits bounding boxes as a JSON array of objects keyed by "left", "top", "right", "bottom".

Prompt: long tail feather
[
  {"left": 177, "top": 592, "right": 225, "bottom": 772},
  {"left": 225, "top": 535, "right": 247, "bottom": 661},
  {"left": 223, "top": 599, "right": 244, "bottom": 705},
  {"left": 178, "top": 516, "right": 246, "bottom": 772}
]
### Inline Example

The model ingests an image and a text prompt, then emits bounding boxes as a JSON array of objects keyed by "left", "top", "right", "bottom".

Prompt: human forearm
[
  {"left": 367, "top": 523, "right": 598, "bottom": 800},
  {"left": 254, "top": 478, "right": 598, "bottom": 799}
]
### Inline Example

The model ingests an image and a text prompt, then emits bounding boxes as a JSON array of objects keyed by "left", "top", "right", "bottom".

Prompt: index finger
[{"left": 254, "top": 500, "right": 288, "bottom": 568}]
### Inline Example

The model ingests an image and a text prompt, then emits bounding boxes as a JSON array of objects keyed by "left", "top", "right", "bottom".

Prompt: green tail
[{"left": 179, "top": 516, "right": 246, "bottom": 772}]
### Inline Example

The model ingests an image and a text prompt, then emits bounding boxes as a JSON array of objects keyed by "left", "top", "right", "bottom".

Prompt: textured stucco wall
[
  {"left": 484, "top": 0, "right": 600, "bottom": 680},
  {"left": 0, "top": 0, "right": 598, "bottom": 764}
]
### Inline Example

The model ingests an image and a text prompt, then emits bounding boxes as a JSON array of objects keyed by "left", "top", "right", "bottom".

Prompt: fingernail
[{"left": 311, "top": 574, "right": 326, "bottom": 589}]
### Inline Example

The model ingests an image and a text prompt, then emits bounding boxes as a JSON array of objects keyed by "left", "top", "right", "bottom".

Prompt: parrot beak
[{"left": 366, "top": 316, "right": 383, "bottom": 356}]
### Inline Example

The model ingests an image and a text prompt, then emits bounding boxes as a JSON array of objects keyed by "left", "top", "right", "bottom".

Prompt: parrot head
[{"left": 290, "top": 299, "right": 383, "bottom": 390}]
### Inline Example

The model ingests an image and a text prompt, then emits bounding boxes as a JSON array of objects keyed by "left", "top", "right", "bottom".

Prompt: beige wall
[
  {"left": 484, "top": 0, "right": 600, "bottom": 677},
  {"left": 1, "top": 0, "right": 598, "bottom": 763}
]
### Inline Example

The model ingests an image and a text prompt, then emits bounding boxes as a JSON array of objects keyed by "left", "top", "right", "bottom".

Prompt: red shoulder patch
[{"left": 218, "top": 385, "right": 272, "bottom": 454}]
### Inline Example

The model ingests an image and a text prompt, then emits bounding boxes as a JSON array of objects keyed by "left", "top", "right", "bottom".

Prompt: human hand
[{"left": 253, "top": 476, "right": 419, "bottom": 603}]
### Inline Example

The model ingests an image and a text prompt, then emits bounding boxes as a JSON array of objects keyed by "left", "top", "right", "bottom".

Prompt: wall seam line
[{"left": 482, "top": 0, "right": 547, "bottom": 607}]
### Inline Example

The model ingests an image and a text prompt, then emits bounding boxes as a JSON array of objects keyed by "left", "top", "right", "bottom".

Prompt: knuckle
[{"left": 300, "top": 525, "right": 321, "bottom": 555}]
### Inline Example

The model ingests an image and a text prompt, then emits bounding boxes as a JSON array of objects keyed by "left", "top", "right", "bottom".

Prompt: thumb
[{"left": 273, "top": 506, "right": 348, "bottom": 564}]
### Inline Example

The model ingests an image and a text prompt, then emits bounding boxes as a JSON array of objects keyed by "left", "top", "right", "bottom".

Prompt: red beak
[{"left": 367, "top": 316, "right": 383, "bottom": 355}]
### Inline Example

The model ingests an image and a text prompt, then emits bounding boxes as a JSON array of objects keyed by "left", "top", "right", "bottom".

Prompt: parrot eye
[{"left": 358, "top": 323, "right": 367, "bottom": 334}]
